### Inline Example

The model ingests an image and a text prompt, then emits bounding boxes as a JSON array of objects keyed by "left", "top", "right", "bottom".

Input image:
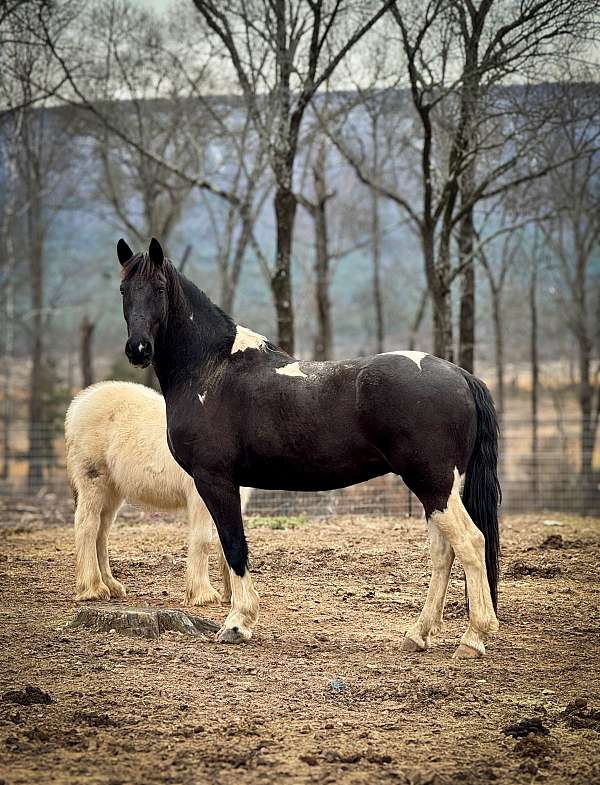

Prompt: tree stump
[{"left": 67, "top": 606, "right": 219, "bottom": 640}]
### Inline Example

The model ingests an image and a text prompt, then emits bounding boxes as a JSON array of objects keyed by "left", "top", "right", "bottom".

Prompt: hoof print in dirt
[
  {"left": 561, "top": 698, "right": 600, "bottom": 731},
  {"left": 503, "top": 718, "right": 550, "bottom": 738},
  {"left": 2, "top": 685, "right": 53, "bottom": 706},
  {"left": 507, "top": 560, "right": 561, "bottom": 579},
  {"left": 67, "top": 606, "right": 219, "bottom": 640}
]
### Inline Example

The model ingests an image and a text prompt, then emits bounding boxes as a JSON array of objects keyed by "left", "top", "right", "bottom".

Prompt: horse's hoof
[
  {"left": 453, "top": 643, "right": 483, "bottom": 659},
  {"left": 215, "top": 625, "right": 250, "bottom": 644},
  {"left": 107, "top": 579, "right": 127, "bottom": 599},
  {"left": 75, "top": 583, "right": 111, "bottom": 602},
  {"left": 186, "top": 585, "right": 222, "bottom": 606},
  {"left": 402, "top": 633, "right": 427, "bottom": 652}
]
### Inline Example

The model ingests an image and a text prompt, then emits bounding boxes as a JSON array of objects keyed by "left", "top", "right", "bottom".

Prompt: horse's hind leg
[
  {"left": 186, "top": 494, "right": 222, "bottom": 606},
  {"left": 400, "top": 465, "right": 498, "bottom": 657},
  {"left": 425, "top": 469, "right": 498, "bottom": 657},
  {"left": 403, "top": 523, "right": 454, "bottom": 652},
  {"left": 74, "top": 479, "right": 111, "bottom": 601},
  {"left": 96, "top": 495, "right": 126, "bottom": 599}
]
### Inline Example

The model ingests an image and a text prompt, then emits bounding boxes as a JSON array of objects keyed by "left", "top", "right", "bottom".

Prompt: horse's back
[{"left": 65, "top": 381, "right": 191, "bottom": 509}]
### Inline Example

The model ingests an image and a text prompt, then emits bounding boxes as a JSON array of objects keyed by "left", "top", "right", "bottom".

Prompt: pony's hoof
[
  {"left": 402, "top": 634, "right": 427, "bottom": 653},
  {"left": 106, "top": 579, "right": 127, "bottom": 599},
  {"left": 75, "top": 583, "right": 111, "bottom": 602},
  {"left": 453, "top": 643, "right": 483, "bottom": 659},
  {"left": 215, "top": 625, "right": 251, "bottom": 644},
  {"left": 186, "top": 585, "right": 222, "bottom": 606}
]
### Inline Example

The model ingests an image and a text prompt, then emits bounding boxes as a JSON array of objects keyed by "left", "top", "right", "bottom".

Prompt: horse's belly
[{"left": 238, "top": 452, "right": 388, "bottom": 492}]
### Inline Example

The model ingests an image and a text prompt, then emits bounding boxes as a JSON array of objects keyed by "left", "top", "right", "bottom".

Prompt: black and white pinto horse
[{"left": 117, "top": 238, "right": 501, "bottom": 658}]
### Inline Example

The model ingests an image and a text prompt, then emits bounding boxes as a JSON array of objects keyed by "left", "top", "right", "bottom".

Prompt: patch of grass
[{"left": 246, "top": 515, "right": 308, "bottom": 530}]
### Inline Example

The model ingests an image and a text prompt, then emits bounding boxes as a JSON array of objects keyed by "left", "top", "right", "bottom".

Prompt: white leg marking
[
  {"left": 275, "top": 361, "right": 307, "bottom": 378},
  {"left": 216, "top": 570, "right": 259, "bottom": 643},
  {"left": 429, "top": 468, "right": 499, "bottom": 657},
  {"left": 404, "top": 522, "right": 454, "bottom": 650},
  {"left": 384, "top": 350, "right": 428, "bottom": 369},
  {"left": 231, "top": 325, "right": 267, "bottom": 354}
]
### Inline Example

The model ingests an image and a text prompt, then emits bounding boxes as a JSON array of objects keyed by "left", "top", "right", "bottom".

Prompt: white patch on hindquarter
[
  {"left": 385, "top": 350, "right": 428, "bottom": 370},
  {"left": 231, "top": 325, "right": 267, "bottom": 354},
  {"left": 275, "top": 361, "right": 308, "bottom": 378},
  {"left": 198, "top": 391, "right": 207, "bottom": 405}
]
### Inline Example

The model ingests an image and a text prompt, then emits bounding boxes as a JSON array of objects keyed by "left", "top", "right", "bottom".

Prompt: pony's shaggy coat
[{"left": 65, "top": 381, "right": 250, "bottom": 604}]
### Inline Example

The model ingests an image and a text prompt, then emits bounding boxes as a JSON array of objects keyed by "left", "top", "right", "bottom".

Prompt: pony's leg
[
  {"left": 428, "top": 470, "right": 499, "bottom": 658},
  {"left": 219, "top": 544, "right": 232, "bottom": 604},
  {"left": 403, "top": 522, "right": 454, "bottom": 652},
  {"left": 74, "top": 480, "right": 111, "bottom": 601},
  {"left": 194, "top": 476, "right": 258, "bottom": 644},
  {"left": 186, "top": 495, "right": 221, "bottom": 605},
  {"left": 96, "top": 496, "right": 126, "bottom": 599}
]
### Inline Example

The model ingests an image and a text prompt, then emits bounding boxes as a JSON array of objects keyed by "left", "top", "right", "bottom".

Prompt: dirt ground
[{"left": 1, "top": 505, "right": 599, "bottom": 785}]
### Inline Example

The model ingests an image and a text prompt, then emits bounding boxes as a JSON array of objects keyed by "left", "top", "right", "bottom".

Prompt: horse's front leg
[
  {"left": 194, "top": 475, "right": 259, "bottom": 644},
  {"left": 403, "top": 522, "right": 454, "bottom": 651}
]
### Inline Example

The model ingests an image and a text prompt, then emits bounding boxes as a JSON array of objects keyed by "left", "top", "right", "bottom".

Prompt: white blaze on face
[
  {"left": 275, "top": 361, "right": 307, "bottom": 378},
  {"left": 138, "top": 343, "right": 144, "bottom": 353},
  {"left": 385, "top": 350, "right": 428, "bottom": 370},
  {"left": 231, "top": 325, "right": 267, "bottom": 354}
]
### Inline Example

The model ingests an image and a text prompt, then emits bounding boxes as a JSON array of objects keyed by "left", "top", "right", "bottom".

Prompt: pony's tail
[{"left": 460, "top": 370, "right": 501, "bottom": 612}]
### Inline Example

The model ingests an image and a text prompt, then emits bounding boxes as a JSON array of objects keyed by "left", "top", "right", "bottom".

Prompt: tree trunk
[
  {"left": 491, "top": 288, "right": 504, "bottom": 427},
  {"left": 458, "top": 205, "right": 475, "bottom": 372},
  {"left": 578, "top": 334, "right": 594, "bottom": 514},
  {"left": 272, "top": 185, "right": 296, "bottom": 355},
  {"left": 371, "top": 119, "right": 384, "bottom": 354},
  {"left": 529, "top": 259, "right": 539, "bottom": 508},
  {"left": 408, "top": 289, "right": 428, "bottom": 350},
  {"left": 27, "top": 193, "right": 44, "bottom": 492},
  {"left": 312, "top": 148, "right": 333, "bottom": 361},
  {"left": 80, "top": 315, "right": 95, "bottom": 389}
]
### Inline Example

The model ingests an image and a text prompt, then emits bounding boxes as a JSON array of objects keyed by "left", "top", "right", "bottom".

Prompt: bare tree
[
  {"left": 1, "top": 3, "right": 79, "bottom": 489},
  {"left": 536, "top": 80, "right": 600, "bottom": 511},
  {"left": 191, "top": 0, "right": 393, "bottom": 353}
]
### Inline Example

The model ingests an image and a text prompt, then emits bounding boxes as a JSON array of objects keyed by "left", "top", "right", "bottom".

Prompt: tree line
[{"left": 0, "top": 0, "right": 599, "bottom": 509}]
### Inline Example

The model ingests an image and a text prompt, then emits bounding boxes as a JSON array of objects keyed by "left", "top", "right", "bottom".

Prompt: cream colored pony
[{"left": 65, "top": 381, "right": 251, "bottom": 605}]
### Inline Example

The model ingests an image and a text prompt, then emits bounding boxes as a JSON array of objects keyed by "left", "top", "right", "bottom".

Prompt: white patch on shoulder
[
  {"left": 231, "top": 324, "right": 267, "bottom": 354},
  {"left": 275, "top": 361, "right": 307, "bottom": 378},
  {"left": 198, "top": 391, "right": 207, "bottom": 405},
  {"left": 385, "top": 350, "right": 428, "bottom": 370}
]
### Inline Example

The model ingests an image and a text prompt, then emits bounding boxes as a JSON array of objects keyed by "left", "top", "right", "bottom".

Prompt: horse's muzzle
[{"left": 125, "top": 337, "right": 153, "bottom": 368}]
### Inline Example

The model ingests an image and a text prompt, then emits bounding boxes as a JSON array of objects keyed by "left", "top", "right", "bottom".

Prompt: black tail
[{"left": 460, "top": 370, "right": 501, "bottom": 612}]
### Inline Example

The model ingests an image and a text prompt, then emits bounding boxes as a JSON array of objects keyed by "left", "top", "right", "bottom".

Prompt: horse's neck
[{"left": 153, "top": 272, "right": 233, "bottom": 392}]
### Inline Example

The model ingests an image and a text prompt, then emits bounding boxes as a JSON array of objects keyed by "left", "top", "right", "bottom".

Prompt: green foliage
[{"left": 246, "top": 515, "right": 308, "bottom": 530}]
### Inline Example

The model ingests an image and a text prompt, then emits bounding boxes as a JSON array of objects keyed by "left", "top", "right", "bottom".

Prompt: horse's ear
[
  {"left": 148, "top": 237, "right": 164, "bottom": 266},
  {"left": 117, "top": 238, "right": 133, "bottom": 266}
]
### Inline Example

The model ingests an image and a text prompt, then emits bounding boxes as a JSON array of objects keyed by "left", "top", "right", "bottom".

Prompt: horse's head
[{"left": 117, "top": 237, "right": 168, "bottom": 368}]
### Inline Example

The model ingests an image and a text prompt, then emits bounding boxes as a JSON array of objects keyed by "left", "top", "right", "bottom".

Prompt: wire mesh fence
[{"left": 0, "top": 416, "right": 598, "bottom": 516}]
